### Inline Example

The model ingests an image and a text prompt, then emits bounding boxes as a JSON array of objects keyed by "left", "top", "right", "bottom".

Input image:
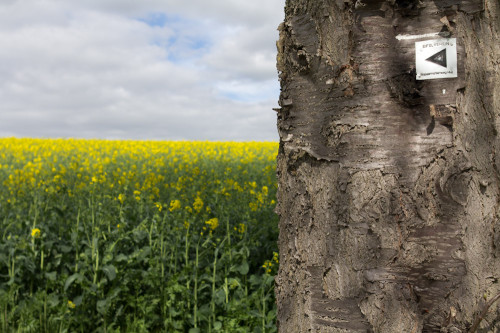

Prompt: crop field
[{"left": 0, "top": 138, "right": 279, "bottom": 333}]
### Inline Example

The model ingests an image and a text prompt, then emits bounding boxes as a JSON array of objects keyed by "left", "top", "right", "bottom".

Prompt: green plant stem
[
  {"left": 31, "top": 198, "right": 38, "bottom": 254},
  {"left": 160, "top": 228, "right": 165, "bottom": 325},
  {"left": 75, "top": 208, "right": 80, "bottom": 273},
  {"left": 211, "top": 251, "right": 218, "bottom": 331},
  {"left": 224, "top": 277, "right": 228, "bottom": 304},
  {"left": 8, "top": 254, "right": 14, "bottom": 281},
  {"left": 226, "top": 216, "right": 232, "bottom": 262},
  {"left": 149, "top": 218, "right": 154, "bottom": 249},
  {"left": 168, "top": 245, "right": 174, "bottom": 275},
  {"left": 194, "top": 241, "right": 200, "bottom": 328},
  {"left": 210, "top": 237, "right": 226, "bottom": 332},
  {"left": 3, "top": 305, "right": 7, "bottom": 332},
  {"left": 43, "top": 291, "right": 47, "bottom": 333},
  {"left": 261, "top": 284, "right": 266, "bottom": 333},
  {"left": 184, "top": 223, "right": 190, "bottom": 267},
  {"left": 93, "top": 243, "right": 99, "bottom": 285},
  {"left": 90, "top": 195, "right": 95, "bottom": 231},
  {"left": 224, "top": 216, "right": 231, "bottom": 306},
  {"left": 41, "top": 249, "right": 44, "bottom": 270},
  {"left": 185, "top": 222, "right": 191, "bottom": 313},
  {"left": 170, "top": 233, "right": 180, "bottom": 274},
  {"left": 90, "top": 195, "right": 100, "bottom": 286}
]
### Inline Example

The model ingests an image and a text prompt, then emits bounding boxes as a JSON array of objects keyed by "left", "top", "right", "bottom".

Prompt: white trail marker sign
[{"left": 415, "top": 38, "right": 458, "bottom": 80}]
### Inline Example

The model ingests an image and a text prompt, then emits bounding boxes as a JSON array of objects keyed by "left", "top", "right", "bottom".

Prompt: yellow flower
[
  {"left": 262, "top": 186, "right": 268, "bottom": 196},
  {"left": 154, "top": 202, "right": 162, "bottom": 212},
  {"left": 184, "top": 221, "right": 190, "bottom": 229},
  {"left": 205, "top": 218, "right": 219, "bottom": 230},
  {"left": 133, "top": 190, "right": 141, "bottom": 201},
  {"left": 117, "top": 224, "right": 121, "bottom": 229},
  {"left": 262, "top": 253, "right": 279, "bottom": 274},
  {"left": 31, "top": 228, "right": 41, "bottom": 238},
  {"left": 249, "top": 202, "right": 258, "bottom": 212},
  {"left": 118, "top": 194, "right": 125, "bottom": 204},
  {"left": 262, "top": 261, "right": 272, "bottom": 274},
  {"left": 193, "top": 197, "right": 204, "bottom": 213},
  {"left": 169, "top": 199, "right": 181, "bottom": 212},
  {"left": 67, "top": 300, "right": 76, "bottom": 309},
  {"left": 234, "top": 223, "right": 246, "bottom": 234}
]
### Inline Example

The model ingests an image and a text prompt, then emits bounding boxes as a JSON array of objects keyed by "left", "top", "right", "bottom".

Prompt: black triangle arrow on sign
[{"left": 425, "top": 48, "right": 447, "bottom": 68}]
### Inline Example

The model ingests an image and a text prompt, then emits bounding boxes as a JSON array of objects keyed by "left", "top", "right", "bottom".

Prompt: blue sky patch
[
  {"left": 137, "top": 12, "right": 169, "bottom": 27},
  {"left": 166, "top": 35, "right": 210, "bottom": 65},
  {"left": 137, "top": 12, "right": 212, "bottom": 65},
  {"left": 218, "top": 81, "right": 280, "bottom": 103}
]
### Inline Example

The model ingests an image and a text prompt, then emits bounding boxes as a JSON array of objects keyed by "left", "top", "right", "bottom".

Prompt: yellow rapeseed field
[{"left": 0, "top": 138, "right": 279, "bottom": 333}]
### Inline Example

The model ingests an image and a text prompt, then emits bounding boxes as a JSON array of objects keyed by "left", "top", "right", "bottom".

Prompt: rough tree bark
[{"left": 275, "top": 0, "right": 500, "bottom": 332}]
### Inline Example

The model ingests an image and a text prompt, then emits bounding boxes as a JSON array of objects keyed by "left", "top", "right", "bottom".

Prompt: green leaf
[
  {"left": 248, "top": 274, "right": 262, "bottom": 286},
  {"left": 96, "top": 299, "right": 107, "bottom": 315},
  {"left": 215, "top": 289, "right": 226, "bottom": 304},
  {"left": 197, "top": 304, "right": 211, "bottom": 318},
  {"left": 169, "top": 307, "right": 181, "bottom": 316},
  {"left": 228, "top": 278, "right": 241, "bottom": 289},
  {"left": 237, "top": 261, "right": 249, "bottom": 275},
  {"left": 214, "top": 321, "right": 222, "bottom": 330},
  {"left": 189, "top": 328, "right": 201, "bottom": 333},
  {"left": 73, "top": 295, "right": 83, "bottom": 306},
  {"left": 197, "top": 283, "right": 210, "bottom": 292},
  {"left": 47, "top": 294, "right": 60, "bottom": 308},
  {"left": 59, "top": 245, "right": 72, "bottom": 253},
  {"left": 249, "top": 310, "right": 262, "bottom": 318},
  {"left": 45, "top": 271, "right": 57, "bottom": 281},
  {"left": 64, "top": 273, "right": 82, "bottom": 292},
  {"left": 102, "top": 265, "right": 117, "bottom": 281},
  {"left": 107, "top": 287, "right": 121, "bottom": 301},
  {"left": 267, "top": 308, "right": 277, "bottom": 321},
  {"left": 115, "top": 253, "right": 128, "bottom": 262}
]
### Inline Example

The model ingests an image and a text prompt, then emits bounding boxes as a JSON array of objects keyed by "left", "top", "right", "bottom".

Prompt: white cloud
[{"left": 0, "top": 0, "right": 284, "bottom": 141}]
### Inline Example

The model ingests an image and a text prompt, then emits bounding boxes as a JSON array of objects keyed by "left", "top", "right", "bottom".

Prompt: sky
[{"left": 0, "top": 0, "right": 285, "bottom": 141}]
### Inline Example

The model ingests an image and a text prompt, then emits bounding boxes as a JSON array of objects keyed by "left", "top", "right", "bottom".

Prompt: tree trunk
[{"left": 275, "top": 0, "right": 500, "bottom": 332}]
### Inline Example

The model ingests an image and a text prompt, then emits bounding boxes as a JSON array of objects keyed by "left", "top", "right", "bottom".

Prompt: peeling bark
[{"left": 275, "top": 0, "right": 500, "bottom": 332}]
